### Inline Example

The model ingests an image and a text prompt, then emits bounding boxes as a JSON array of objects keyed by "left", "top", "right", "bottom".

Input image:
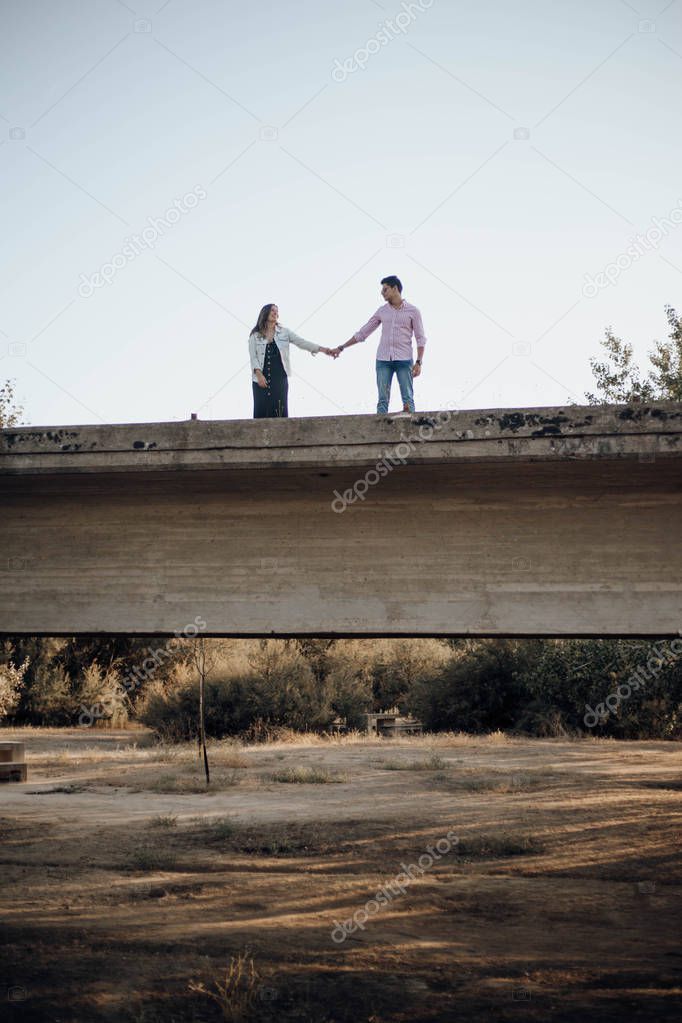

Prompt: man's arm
[
  {"left": 412, "top": 344, "right": 425, "bottom": 378},
  {"left": 333, "top": 310, "right": 381, "bottom": 356},
  {"left": 412, "top": 308, "right": 427, "bottom": 378}
]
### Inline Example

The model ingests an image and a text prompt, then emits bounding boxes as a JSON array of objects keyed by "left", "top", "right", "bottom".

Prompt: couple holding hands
[{"left": 249, "top": 275, "right": 427, "bottom": 419}]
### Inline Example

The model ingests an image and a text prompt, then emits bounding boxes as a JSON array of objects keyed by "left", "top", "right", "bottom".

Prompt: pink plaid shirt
[{"left": 354, "top": 300, "right": 427, "bottom": 361}]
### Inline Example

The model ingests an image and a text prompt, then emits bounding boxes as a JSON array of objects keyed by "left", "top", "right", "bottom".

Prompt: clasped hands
[{"left": 318, "top": 347, "right": 346, "bottom": 361}]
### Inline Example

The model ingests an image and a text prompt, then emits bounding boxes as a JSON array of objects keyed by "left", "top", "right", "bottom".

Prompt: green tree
[
  {"left": 649, "top": 305, "right": 682, "bottom": 401},
  {"left": 408, "top": 640, "right": 533, "bottom": 733},
  {"left": 586, "top": 306, "right": 682, "bottom": 403},
  {"left": 0, "top": 380, "right": 23, "bottom": 427},
  {"left": 0, "top": 644, "right": 28, "bottom": 720}
]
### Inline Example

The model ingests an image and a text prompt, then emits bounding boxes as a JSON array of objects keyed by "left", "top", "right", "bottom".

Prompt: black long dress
[{"left": 253, "top": 339, "right": 289, "bottom": 419}]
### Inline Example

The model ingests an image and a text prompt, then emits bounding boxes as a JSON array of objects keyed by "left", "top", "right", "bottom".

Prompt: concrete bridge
[{"left": 1, "top": 403, "right": 681, "bottom": 638}]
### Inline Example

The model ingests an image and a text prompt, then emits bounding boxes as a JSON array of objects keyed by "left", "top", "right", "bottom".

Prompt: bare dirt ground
[{"left": 1, "top": 727, "right": 681, "bottom": 1023}]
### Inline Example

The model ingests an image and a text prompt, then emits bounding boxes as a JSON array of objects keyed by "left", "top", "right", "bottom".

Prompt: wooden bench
[
  {"left": 0, "top": 742, "right": 27, "bottom": 782},
  {"left": 365, "top": 713, "right": 423, "bottom": 737}
]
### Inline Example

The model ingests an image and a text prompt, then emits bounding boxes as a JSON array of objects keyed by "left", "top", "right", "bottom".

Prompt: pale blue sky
[{"left": 1, "top": 0, "right": 681, "bottom": 425}]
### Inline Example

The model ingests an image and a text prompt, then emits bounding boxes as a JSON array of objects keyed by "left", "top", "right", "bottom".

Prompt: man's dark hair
[{"left": 381, "top": 275, "right": 402, "bottom": 293}]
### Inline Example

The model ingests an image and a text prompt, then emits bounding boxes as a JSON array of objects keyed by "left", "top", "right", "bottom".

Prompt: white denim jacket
[{"left": 248, "top": 325, "right": 320, "bottom": 379}]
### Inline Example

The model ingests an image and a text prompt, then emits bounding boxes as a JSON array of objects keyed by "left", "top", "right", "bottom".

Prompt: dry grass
[
  {"left": 153, "top": 740, "right": 249, "bottom": 769},
  {"left": 247, "top": 727, "right": 368, "bottom": 747},
  {"left": 456, "top": 832, "right": 546, "bottom": 859},
  {"left": 244, "top": 728, "right": 514, "bottom": 749},
  {"left": 141, "top": 769, "right": 241, "bottom": 794},
  {"left": 183, "top": 818, "right": 335, "bottom": 856},
  {"left": 54, "top": 741, "right": 251, "bottom": 793},
  {"left": 376, "top": 752, "right": 449, "bottom": 771},
  {"left": 126, "top": 844, "right": 179, "bottom": 872},
  {"left": 27, "top": 736, "right": 247, "bottom": 770},
  {"left": 268, "top": 766, "right": 346, "bottom": 784},
  {"left": 188, "top": 950, "right": 259, "bottom": 1023},
  {"left": 428, "top": 768, "right": 552, "bottom": 793},
  {"left": 148, "top": 813, "right": 178, "bottom": 828}
]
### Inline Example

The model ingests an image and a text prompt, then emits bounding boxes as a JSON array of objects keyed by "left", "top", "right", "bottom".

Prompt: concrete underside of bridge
[{"left": 1, "top": 403, "right": 681, "bottom": 637}]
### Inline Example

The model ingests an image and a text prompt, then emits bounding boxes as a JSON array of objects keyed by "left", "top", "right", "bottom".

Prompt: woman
[{"left": 249, "top": 303, "right": 335, "bottom": 418}]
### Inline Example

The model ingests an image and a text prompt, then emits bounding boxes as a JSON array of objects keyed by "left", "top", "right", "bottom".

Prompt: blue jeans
[{"left": 376, "top": 359, "right": 414, "bottom": 414}]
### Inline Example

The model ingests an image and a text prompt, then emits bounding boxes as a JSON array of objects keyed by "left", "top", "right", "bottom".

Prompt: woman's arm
[
  {"left": 248, "top": 332, "right": 260, "bottom": 372},
  {"left": 285, "top": 328, "right": 322, "bottom": 354},
  {"left": 249, "top": 333, "right": 267, "bottom": 387},
  {"left": 281, "top": 328, "right": 335, "bottom": 357}
]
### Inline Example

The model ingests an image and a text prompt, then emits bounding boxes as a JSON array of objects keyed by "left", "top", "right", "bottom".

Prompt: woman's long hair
[{"left": 251, "top": 303, "right": 276, "bottom": 337}]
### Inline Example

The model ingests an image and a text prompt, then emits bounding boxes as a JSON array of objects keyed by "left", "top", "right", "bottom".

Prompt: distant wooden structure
[
  {"left": 0, "top": 741, "right": 27, "bottom": 782},
  {"left": 365, "top": 709, "right": 423, "bottom": 737}
]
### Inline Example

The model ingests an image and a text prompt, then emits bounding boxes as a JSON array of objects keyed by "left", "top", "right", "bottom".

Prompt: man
[{"left": 332, "top": 276, "right": 426, "bottom": 414}]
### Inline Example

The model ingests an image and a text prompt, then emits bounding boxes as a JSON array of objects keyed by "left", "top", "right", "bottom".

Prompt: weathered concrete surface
[
  {"left": 1, "top": 403, "right": 681, "bottom": 473},
  {"left": 1, "top": 404, "right": 681, "bottom": 637}
]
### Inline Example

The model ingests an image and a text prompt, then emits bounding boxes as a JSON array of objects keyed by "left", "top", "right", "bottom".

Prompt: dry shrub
[
  {"left": 138, "top": 640, "right": 333, "bottom": 741},
  {"left": 189, "top": 951, "right": 259, "bottom": 1022},
  {"left": 79, "top": 661, "right": 129, "bottom": 728},
  {"left": 0, "top": 656, "right": 27, "bottom": 719}
]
